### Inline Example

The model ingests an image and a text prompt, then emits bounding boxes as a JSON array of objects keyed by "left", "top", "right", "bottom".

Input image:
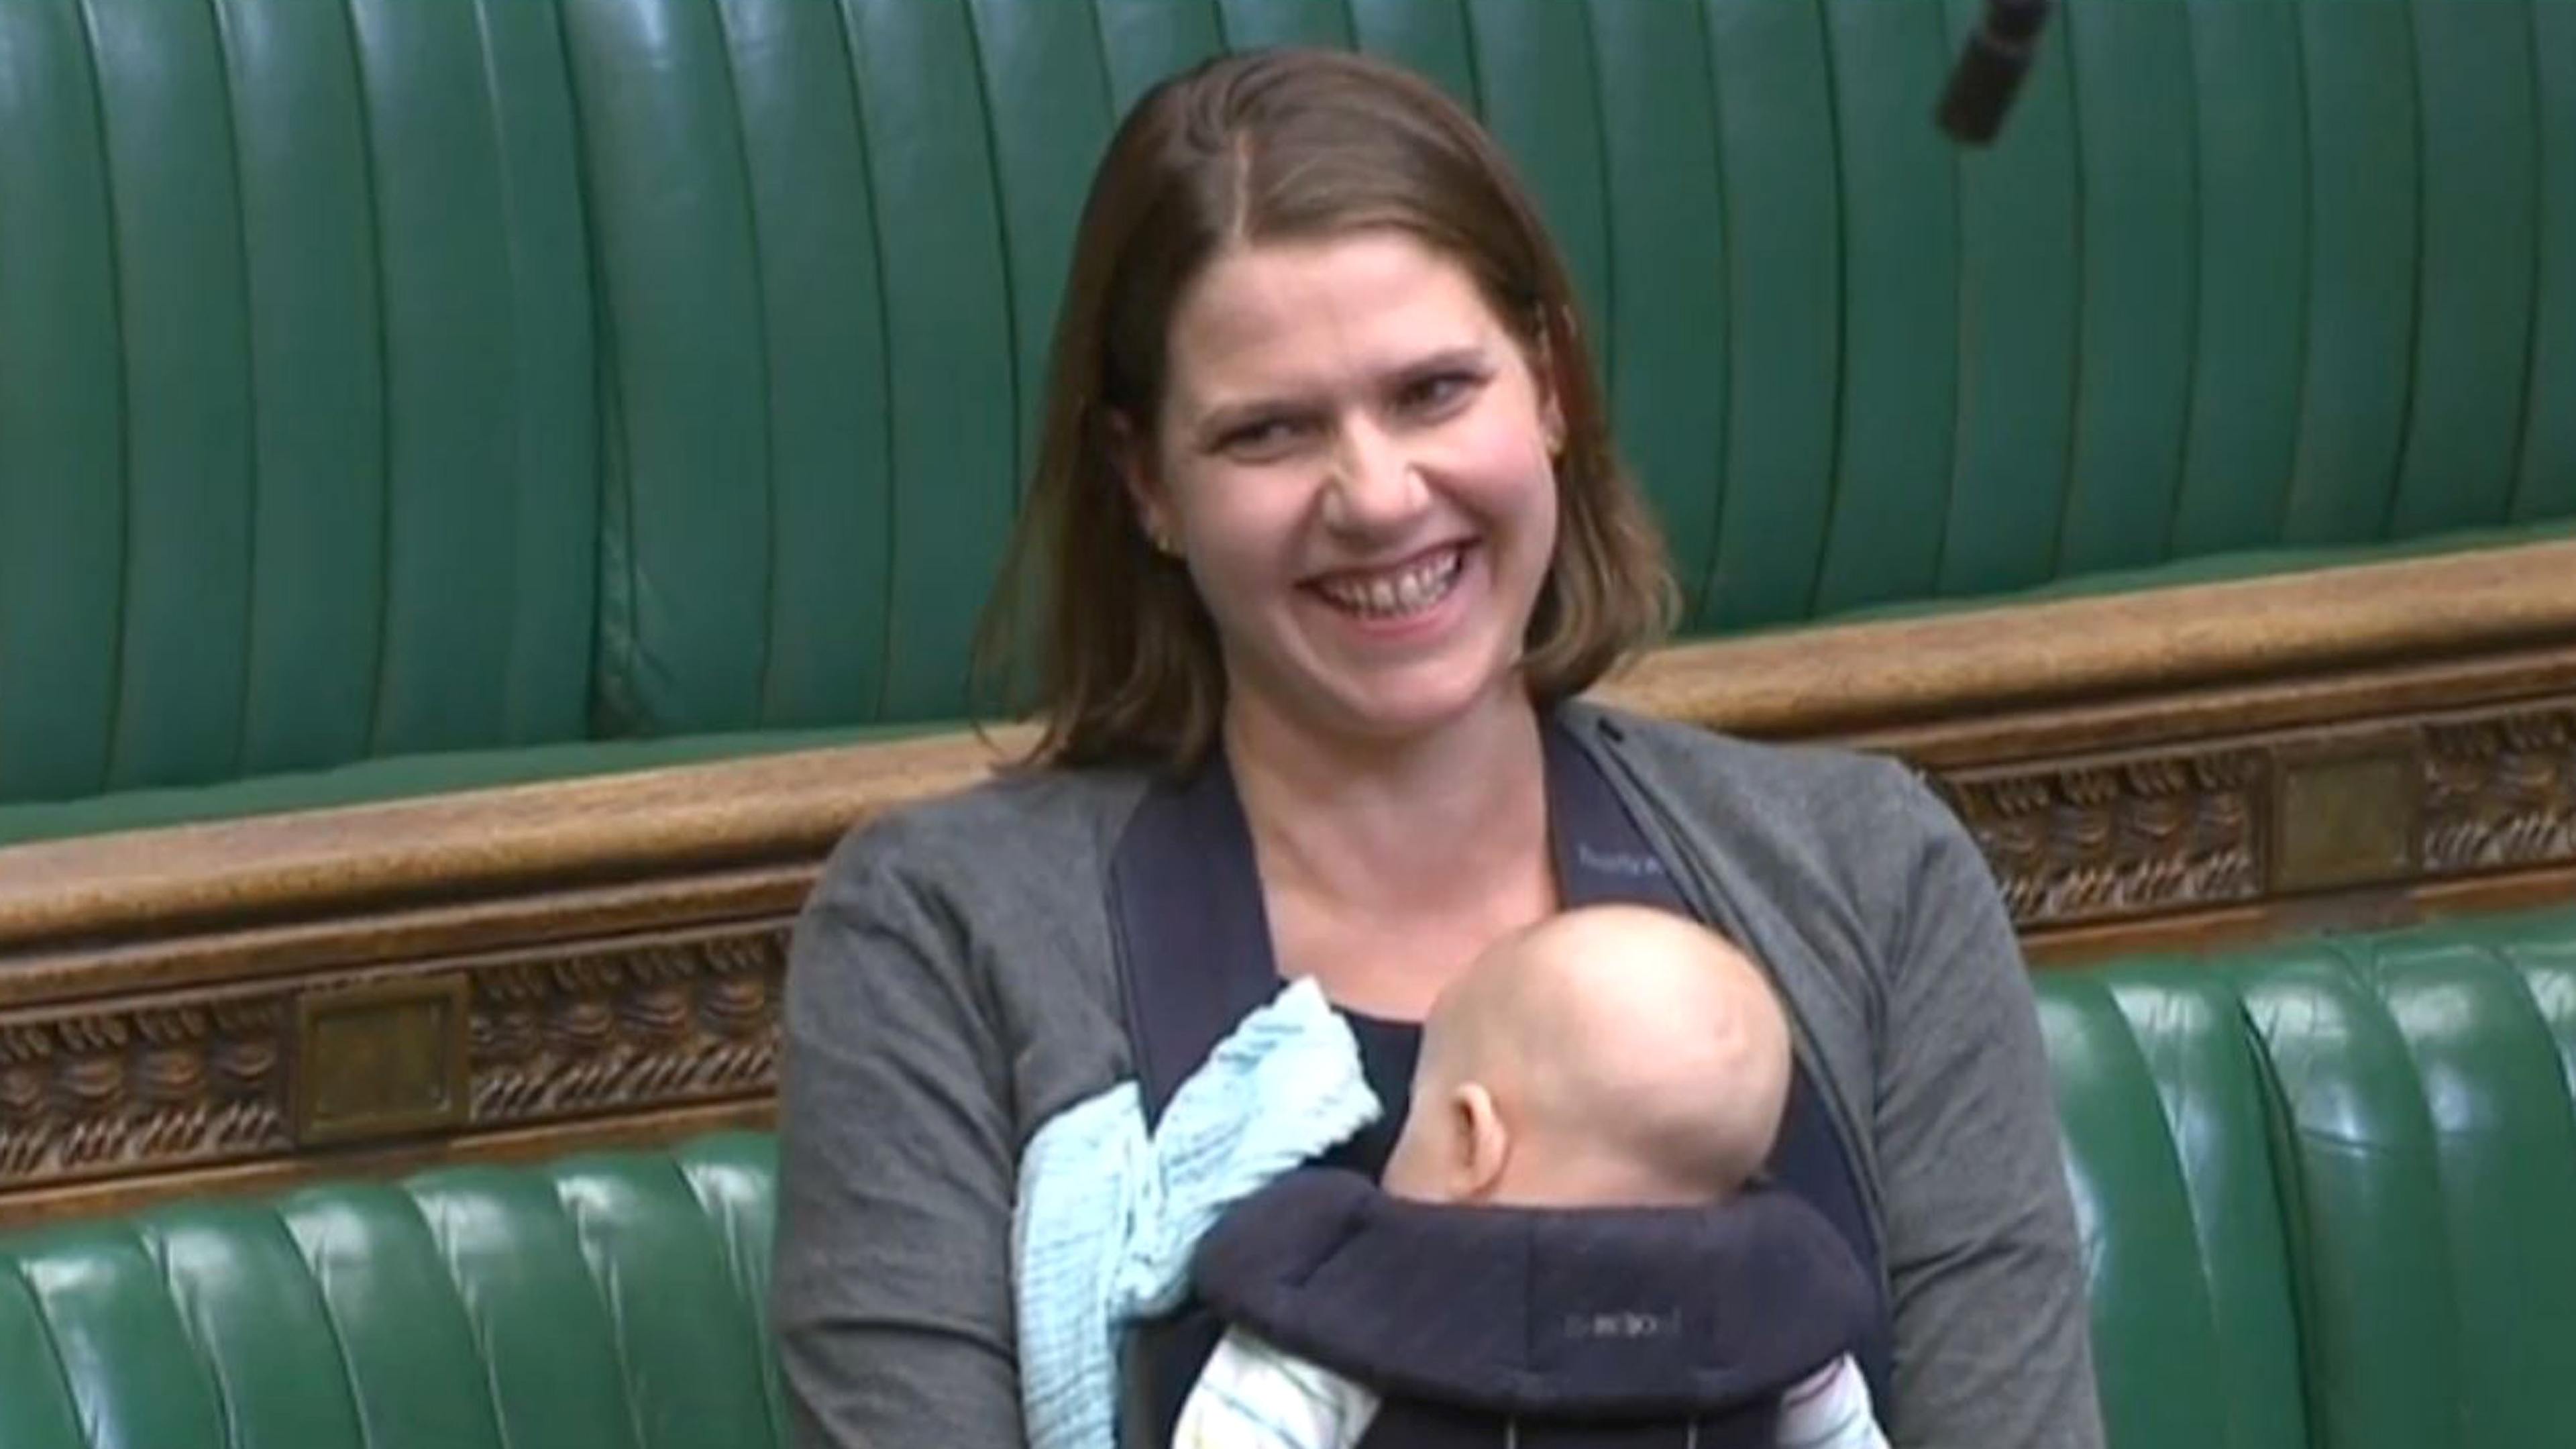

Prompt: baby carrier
[{"left": 1189, "top": 1165, "right": 1877, "bottom": 1448}]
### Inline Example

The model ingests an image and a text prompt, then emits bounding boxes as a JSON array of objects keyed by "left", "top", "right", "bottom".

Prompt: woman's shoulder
[
  {"left": 808, "top": 757, "right": 1155, "bottom": 915},
  {"left": 791, "top": 759, "right": 1146, "bottom": 1108},
  {"left": 1572, "top": 701, "right": 1951, "bottom": 847},
  {"left": 1566, "top": 700, "right": 1988, "bottom": 937}
]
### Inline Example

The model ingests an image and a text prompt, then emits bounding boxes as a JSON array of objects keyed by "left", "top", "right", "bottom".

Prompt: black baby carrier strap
[{"left": 1106, "top": 756, "right": 1291, "bottom": 1445}]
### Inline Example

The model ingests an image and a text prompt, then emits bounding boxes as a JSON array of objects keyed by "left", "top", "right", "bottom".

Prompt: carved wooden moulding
[
  {"left": 1939, "top": 699, "right": 2576, "bottom": 933},
  {"left": 0, "top": 924, "right": 786, "bottom": 1199},
  {"left": 468, "top": 930, "right": 784, "bottom": 1126},
  {"left": 1, "top": 994, "right": 290, "bottom": 1186}
]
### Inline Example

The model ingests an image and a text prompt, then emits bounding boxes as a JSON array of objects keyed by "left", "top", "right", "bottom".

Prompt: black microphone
[{"left": 1937, "top": 0, "right": 2052, "bottom": 145}]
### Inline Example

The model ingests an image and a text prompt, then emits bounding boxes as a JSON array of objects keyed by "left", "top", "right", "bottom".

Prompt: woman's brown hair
[{"left": 975, "top": 46, "right": 1674, "bottom": 771}]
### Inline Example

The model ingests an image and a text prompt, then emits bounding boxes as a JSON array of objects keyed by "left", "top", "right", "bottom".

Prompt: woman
[{"left": 773, "top": 47, "right": 2100, "bottom": 1449}]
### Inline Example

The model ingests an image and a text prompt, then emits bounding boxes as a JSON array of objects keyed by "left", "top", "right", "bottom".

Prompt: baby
[{"left": 1175, "top": 904, "right": 1886, "bottom": 1448}]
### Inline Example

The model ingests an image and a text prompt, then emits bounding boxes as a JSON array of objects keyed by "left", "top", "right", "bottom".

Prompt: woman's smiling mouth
[{"left": 1307, "top": 545, "right": 1469, "bottom": 622}]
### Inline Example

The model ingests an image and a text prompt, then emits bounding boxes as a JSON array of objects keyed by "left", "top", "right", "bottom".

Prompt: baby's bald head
[{"left": 1381, "top": 906, "right": 1792, "bottom": 1208}]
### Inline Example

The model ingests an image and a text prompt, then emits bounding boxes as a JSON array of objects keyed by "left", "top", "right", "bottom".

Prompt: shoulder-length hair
[{"left": 976, "top": 47, "right": 1674, "bottom": 771}]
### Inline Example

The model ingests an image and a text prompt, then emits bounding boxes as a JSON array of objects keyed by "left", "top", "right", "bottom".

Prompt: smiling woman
[
  {"left": 773, "top": 45, "right": 2101, "bottom": 1449},
  {"left": 977, "top": 48, "right": 1670, "bottom": 775},
  {"left": 1132, "top": 231, "right": 1566, "bottom": 754}
]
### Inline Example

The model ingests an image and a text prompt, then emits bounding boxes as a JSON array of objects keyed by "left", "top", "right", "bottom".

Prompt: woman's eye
[
  {"left": 1399, "top": 371, "right": 1479, "bottom": 416},
  {"left": 1220, "top": 418, "right": 1307, "bottom": 458}
]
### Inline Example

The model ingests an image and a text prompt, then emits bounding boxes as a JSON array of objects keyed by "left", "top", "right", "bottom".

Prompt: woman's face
[{"left": 1129, "top": 230, "right": 1563, "bottom": 751}]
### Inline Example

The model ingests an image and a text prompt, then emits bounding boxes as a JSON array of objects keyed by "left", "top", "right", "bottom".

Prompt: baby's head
[{"left": 1379, "top": 905, "right": 1790, "bottom": 1210}]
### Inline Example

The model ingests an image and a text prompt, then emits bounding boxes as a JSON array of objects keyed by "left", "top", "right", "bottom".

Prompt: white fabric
[
  {"left": 1175, "top": 1339, "right": 1890, "bottom": 1449},
  {"left": 1175, "top": 1329, "right": 1383, "bottom": 1449}
]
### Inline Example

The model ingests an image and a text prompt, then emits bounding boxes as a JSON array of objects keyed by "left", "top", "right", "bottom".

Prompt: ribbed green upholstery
[
  {"left": 10, "top": 911, "right": 2576, "bottom": 1447},
  {"left": 2244, "top": 951, "right": 2472, "bottom": 1448},
  {"left": 2534, "top": 1, "right": 2576, "bottom": 527},
  {"left": 5, "top": 0, "right": 2576, "bottom": 823},
  {"left": 2167, "top": 0, "right": 2303, "bottom": 557},
  {"left": 0, "top": 1136, "right": 783, "bottom": 1449},
  {"left": 2041, "top": 964, "right": 2307, "bottom": 1449},
  {"left": 0, "top": 0, "right": 596, "bottom": 808},
  {"left": 2052, "top": 910, "right": 2576, "bottom": 1447},
  {"left": 2357, "top": 938, "right": 2576, "bottom": 1448}
]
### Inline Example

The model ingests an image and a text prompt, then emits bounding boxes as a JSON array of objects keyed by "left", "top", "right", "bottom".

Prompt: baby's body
[{"left": 1176, "top": 905, "right": 1888, "bottom": 1448}]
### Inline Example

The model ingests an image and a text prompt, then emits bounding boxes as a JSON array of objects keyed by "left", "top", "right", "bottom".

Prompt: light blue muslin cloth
[{"left": 1013, "top": 977, "right": 1382, "bottom": 1449}]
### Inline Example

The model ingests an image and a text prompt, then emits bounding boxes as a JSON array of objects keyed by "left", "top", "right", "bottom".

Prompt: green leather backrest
[
  {"left": 0, "top": 0, "right": 600, "bottom": 806},
  {"left": 8, "top": 0, "right": 2576, "bottom": 800},
  {"left": 6, "top": 920, "right": 2574, "bottom": 1448},
  {"left": 577, "top": 0, "right": 2576, "bottom": 740}
]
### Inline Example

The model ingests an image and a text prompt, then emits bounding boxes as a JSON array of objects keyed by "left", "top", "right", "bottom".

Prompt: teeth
[{"left": 1319, "top": 549, "right": 1462, "bottom": 620}]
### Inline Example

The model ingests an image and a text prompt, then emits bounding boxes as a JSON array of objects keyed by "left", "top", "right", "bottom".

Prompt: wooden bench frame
[{"left": 6, "top": 539, "right": 2574, "bottom": 1225}]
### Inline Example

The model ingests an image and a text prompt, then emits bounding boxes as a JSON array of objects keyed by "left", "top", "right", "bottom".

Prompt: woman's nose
[{"left": 1321, "top": 423, "right": 1428, "bottom": 535}]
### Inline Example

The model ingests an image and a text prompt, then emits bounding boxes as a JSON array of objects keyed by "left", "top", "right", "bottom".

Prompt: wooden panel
[
  {"left": 1937, "top": 696, "right": 2576, "bottom": 941},
  {"left": 295, "top": 971, "right": 470, "bottom": 1144},
  {"left": 2, "top": 918, "right": 787, "bottom": 1221}
]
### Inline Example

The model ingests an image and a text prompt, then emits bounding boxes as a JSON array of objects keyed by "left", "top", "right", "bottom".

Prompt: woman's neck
[{"left": 1223, "top": 690, "right": 1552, "bottom": 920}]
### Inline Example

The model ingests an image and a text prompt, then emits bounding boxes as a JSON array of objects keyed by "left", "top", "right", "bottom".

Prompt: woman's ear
[
  {"left": 1448, "top": 1082, "right": 1513, "bottom": 1201},
  {"left": 1526, "top": 323, "right": 1567, "bottom": 459},
  {"left": 1106, "top": 411, "right": 1175, "bottom": 551}
]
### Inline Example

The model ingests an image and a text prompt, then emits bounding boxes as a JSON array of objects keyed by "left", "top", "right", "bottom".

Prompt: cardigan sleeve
[
  {"left": 773, "top": 825, "right": 1030, "bottom": 1449},
  {"left": 1869, "top": 771, "right": 2105, "bottom": 1448}
]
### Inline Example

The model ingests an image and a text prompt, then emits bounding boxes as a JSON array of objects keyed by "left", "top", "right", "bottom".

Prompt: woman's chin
[
  {"left": 1308, "top": 654, "right": 1529, "bottom": 748},
  {"left": 1227, "top": 617, "right": 1533, "bottom": 753}
]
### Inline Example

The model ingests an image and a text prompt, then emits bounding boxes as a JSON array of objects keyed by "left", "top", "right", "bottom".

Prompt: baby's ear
[{"left": 1450, "top": 1083, "right": 1513, "bottom": 1202}]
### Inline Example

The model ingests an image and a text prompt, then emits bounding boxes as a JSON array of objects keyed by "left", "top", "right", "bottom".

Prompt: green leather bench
[
  {"left": 3, "top": 0, "right": 2572, "bottom": 844},
  {"left": 7, "top": 906, "right": 2572, "bottom": 1449}
]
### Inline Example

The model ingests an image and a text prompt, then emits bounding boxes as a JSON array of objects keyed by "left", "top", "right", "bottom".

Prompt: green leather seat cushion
[
  {"left": 0, "top": 1134, "right": 785, "bottom": 1449},
  {"left": 2050, "top": 902, "right": 2576, "bottom": 1449}
]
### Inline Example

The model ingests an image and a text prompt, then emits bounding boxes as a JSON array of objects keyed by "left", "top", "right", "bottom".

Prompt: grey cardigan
[{"left": 772, "top": 703, "right": 2103, "bottom": 1448}]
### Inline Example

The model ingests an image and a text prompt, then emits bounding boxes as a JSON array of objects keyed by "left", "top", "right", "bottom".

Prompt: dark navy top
[{"left": 1316, "top": 1009, "right": 1422, "bottom": 1179}]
